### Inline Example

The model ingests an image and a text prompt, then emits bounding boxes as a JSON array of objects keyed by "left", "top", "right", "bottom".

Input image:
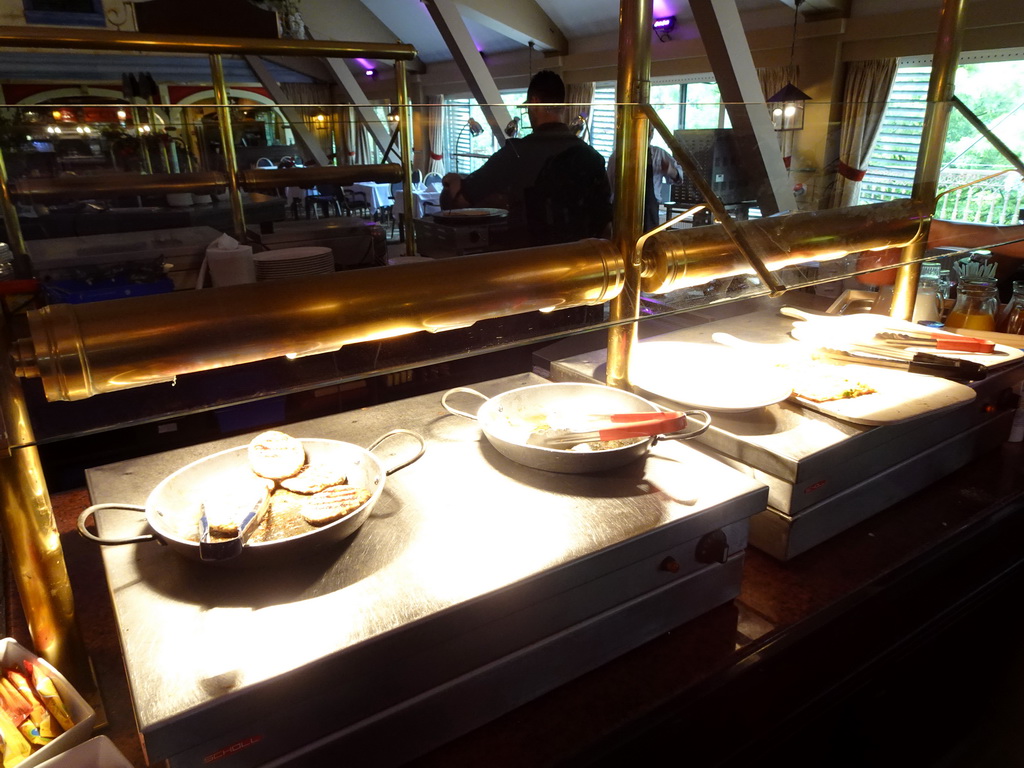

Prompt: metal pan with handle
[
  {"left": 77, "top": 429, "right": 425, "bottom": 566},
  {"left": 442, "top": 382, "right": 710, "bottom": 473}
]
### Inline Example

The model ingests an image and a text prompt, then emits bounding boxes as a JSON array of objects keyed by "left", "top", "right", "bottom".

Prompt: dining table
[
  {"left": 349, "top": 181, "right": 442, "bottom": 219},
  {"left": 348, "top": 181, "right": 394, "bottom": 215},
  {"left": 412, "top": 185, "right": 442, "bottom": 218}
]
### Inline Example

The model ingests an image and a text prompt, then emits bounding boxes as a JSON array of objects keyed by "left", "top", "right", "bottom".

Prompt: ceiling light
[{"left": 653, "top": 15, "right": 676, "bottom": 41}]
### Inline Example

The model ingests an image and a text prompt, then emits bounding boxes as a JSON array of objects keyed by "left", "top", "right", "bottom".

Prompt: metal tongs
[
  {"left": 527, "top": 411, "right": 689, "bottom": 450},
  {"left": 816, "top": 345, "right": 988, "bottom": 382},
  {"left": 875, "top": 328, "right": 1002, "bottom": 355},
  {"left": 198, "top": 490, "right": 272, "bottom": 561}
]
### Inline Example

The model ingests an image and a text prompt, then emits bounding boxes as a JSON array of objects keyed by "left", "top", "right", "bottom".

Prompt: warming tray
[
  {"left": 85, "top": 373, "right": 767, "bottom": 767},
  {"left": 548, "top": 300, "right": 1024, "bottom": 559},
  {"left": 550, "top": 302, "right": 1020, "bottom": 512}
]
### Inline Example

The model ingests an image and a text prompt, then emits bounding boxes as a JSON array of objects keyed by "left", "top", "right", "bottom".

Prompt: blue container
[{"left": 44, "top": 277, "right": 175, "bottom": 304}]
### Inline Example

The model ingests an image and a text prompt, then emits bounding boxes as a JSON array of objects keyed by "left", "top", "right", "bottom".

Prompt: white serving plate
[{"left": 631, "top": 341, "right": 794, "bottom": 412}]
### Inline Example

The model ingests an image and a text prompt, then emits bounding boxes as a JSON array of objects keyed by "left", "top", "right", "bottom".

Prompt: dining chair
[
  {"left": 384, "top": 183, "right": 402, "bottom": 240},
  {"left": 343, "top": 188, "right": 370, "bottom": 218}
]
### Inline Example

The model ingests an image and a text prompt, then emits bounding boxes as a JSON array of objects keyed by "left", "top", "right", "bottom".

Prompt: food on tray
[
  {"left": 279, "top": 460, "right": 348, "bottom": 494},
  {"left": 6, "top": 668, "right": 59, "bottom": 746},
  {"left": 0, "top": 658, "right": 74, "bottom": 765},
  {"left": 202, "top": 475, "right": 273, "bottom": 538},
  {"left": 301, "top": 484, "right": 373, "bottom": 525},
  {"left": 251, "top": 489, "right": 314, "bottom": 543},
  {"left": 791, "top": 367, "right": 877, "bottom": 403},
  {"left": 24, "top": 660, "right": 74, "bottom": 732},
  {"left": 0, "top": 706, "right": 33, "bottom": 765},
  {"left": 248, "top": 430, "right": 306, "bottom": 480},
  {"left": 190, "top": 432, "right": 375, "bottom": 545}
]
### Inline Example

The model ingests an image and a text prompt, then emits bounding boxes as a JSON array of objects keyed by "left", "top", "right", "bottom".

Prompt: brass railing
[
  {"left": 0, "top": 23, "right": 417, "bottom": 710},
  {"left": 0, "top": 0, "right": 971, "bottom": 726}
]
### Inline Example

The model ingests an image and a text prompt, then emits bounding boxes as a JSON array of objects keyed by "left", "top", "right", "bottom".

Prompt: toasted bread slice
[
  {"left": 300, "top": 484, "right": 372, "bottom": 526},
  {"left": 248, "top": 431, "right": 306, "bottom": 480},
  {"left": 279, "top": 460, "right": 348, "bottom": 494}
]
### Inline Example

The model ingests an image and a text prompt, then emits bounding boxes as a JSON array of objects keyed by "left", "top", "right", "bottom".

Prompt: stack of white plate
[{"left": 253, "top": 246, "right": 334, "bottom": 281}]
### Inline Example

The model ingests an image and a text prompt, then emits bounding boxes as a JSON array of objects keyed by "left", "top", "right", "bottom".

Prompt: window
[
  {"left": 23, "top": 0, "right": 105, "bottom": 27},
  {"left": 444, "top": 92, "right": 527, "bottom": 174},
  {"left": 590, "top": 79, "right": 727, "bottom": 160},
  {"left": 861, "top": 55, "right": 1024, "bottom": 225}
]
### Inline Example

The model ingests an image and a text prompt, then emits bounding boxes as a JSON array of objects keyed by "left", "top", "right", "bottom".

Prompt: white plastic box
[
  {"left": 36, "top": 736, "right": 133, "bottom": 768},
  {"left": 0, "top": 637, "right": 97, "bottom": 767}
]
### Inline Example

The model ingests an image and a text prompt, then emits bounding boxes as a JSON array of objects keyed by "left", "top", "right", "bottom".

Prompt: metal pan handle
[
  {"left": 440, "top": 387, "right": 489, "bottom": 420},
  {"left": 656, "top": 409, "right": 712, "bottom": 443},
  {"left": 367, "top": 429, "right": 426, "bottom": 475},
  {"left": 77, "top": 503, "right": 162, "bottom": 546}
]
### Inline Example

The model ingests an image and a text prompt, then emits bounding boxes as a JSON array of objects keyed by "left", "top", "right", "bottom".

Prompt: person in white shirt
[{"left": 608, "top": 129, "right": 683, "bottom": 231}]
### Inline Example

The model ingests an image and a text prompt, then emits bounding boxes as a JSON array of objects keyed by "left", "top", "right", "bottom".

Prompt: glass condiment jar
[
  {"left": 1000, "top": 281, "right": 1024, "bottom": 335},
  {"left": 912, "top": 262, "right": 944, "bottom": 323},
  {"left": 946, "top": 277, "right": 999, "bottom": 331}
]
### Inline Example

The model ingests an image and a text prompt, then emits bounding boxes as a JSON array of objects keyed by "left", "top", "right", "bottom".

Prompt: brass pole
[
  {"left": 17, "top": 239, "right": 624, "bottom": 401},
  {"left": 209, "top": 54, "right": 247, "bottom": 241},
  {"left": 0, "top": 25, "right": 417, "bottom": 60},
  {"left": 396, "top": 60, "right": 416, "bottom": 257},
  {"left": 606, "top": 0, "right": 652, "bottom": 390},
  {"left": 644, "top": 104, "right": 786, "bottom": 295},
  {"left": 0, "top": 141, "right": 28, "bottom": 257},
  {"left": 643, "top": 199, "right": 929, "bottom": 294},
  {"left": 892, "top": 0, "right": 968, "bottom": 320},
  {"left": 0, "top": 316, "right": 96, "bottom": 700}
]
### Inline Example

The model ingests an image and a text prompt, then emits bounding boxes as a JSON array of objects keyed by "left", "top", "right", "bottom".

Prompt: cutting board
[
  {"left": 787, "top": 363, "right": 976, "bottom": 426},
  {"left": 782, "top": 307, "right": 1024, "bottom": 368},
  {"left": 710, "top": 330, "right": 977, "bottom": 426}
]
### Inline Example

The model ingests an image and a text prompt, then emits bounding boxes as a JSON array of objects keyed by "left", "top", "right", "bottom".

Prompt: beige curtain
[
  {"left": 425, "top": 95, "right": 446, "bottom": 175},
  {"left": 826, "top": 58, "right": 899, "bottom": 208},
  {"left": 354, "top": 119, "right": 372, "bottom": 164},
  {"left": 336, "top": 106, "right": 372, "bottom": 165},
  {"left": 278, "top": 82, "right": 332, "bottom": 107},
  {"left": 757, "top": 65, "right": 797, "bottom": 165},
  {"left": 566, "top": 82, "right": 595, "bottom": 123}
]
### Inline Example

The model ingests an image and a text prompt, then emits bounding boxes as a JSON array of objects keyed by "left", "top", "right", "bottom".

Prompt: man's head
[{"left": 526, "top": 69, "right": 567, "bottom": 129}]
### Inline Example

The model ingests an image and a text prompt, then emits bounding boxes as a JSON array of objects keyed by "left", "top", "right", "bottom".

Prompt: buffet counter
[{"left": 9, "top": 318, "right": 1024, "bottom": 767}]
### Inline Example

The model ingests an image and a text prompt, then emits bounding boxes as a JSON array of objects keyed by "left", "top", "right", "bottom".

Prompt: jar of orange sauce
[{"left": 946, "top": 278, "right": 999, "bottom": 331}]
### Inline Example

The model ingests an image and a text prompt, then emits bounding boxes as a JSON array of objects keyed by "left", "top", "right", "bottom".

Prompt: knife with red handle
[{"left": 875, "top": 330, "right": 999, "bottom": 354}]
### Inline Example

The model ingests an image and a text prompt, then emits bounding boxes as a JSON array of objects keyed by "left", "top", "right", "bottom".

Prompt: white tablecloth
[
  {"left": 349, "top": 182, "right": 393, "bottom": 214},
  {"left": 412, "top": 189, "right": 441, "bottom": 218}
]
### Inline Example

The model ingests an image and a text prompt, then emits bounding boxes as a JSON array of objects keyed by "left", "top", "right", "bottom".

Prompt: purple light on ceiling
[{"left": 355, "top": 58, "right": 374, "bottom": 71}]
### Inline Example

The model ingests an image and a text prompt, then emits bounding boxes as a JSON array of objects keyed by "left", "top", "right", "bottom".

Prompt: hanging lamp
[{"left": 767, "top": 0, "right": 811, "bottom": 131}]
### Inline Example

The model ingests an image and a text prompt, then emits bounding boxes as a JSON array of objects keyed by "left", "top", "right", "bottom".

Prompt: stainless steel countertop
[
  {"left": 550, "top": 299, "right": 1019, "bottom": 484},
  {"left": 85, "top": 372, "right": 766, "bottom": 760}
]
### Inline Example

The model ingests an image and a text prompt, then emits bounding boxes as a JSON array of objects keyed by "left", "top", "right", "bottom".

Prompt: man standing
[
  {"left": 608, "top": 128, "right": 683, "bottom": 232},
  {"left": 441, "top": 70, "right": 611, "bottom": 249}
]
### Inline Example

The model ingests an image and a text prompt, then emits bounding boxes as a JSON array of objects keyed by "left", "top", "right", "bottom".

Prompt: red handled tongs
[
  {"left": 875, "top": 329, "right": 1001, "bottom": 354},
  {"left": 526, "top": 411, "right": 688, "bottom": 449}
]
